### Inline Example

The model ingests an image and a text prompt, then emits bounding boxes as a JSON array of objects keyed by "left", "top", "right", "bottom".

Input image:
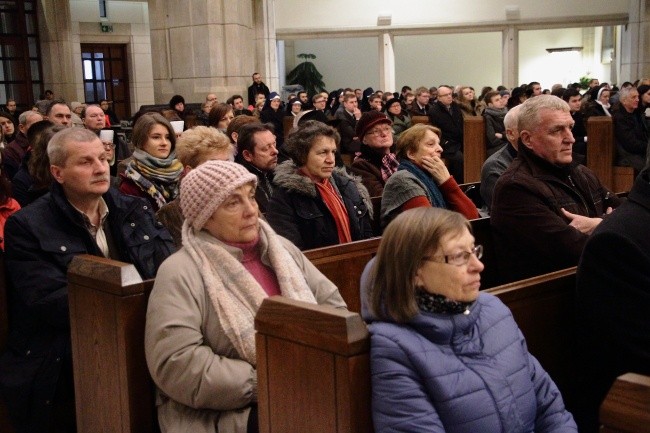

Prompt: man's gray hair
[
  {"left": 47, "top": 127, "right": 99, "bottom": 167},
  {"left": 618, "top": 86, "right": 638, "bottom": 103},
  {"left": 517, "top": 94, "right": 570, "bottom": 132},
  {"left": 19, "top": 110, "right": 42, "bottom": 126},
  {"left": 503, "top": 104, "right": 522, "bottom": 130}
]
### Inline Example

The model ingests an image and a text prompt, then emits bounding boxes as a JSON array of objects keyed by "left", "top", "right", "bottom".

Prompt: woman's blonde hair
[
  {"left": 175, "top": 126, "right": 234, "bottom": 168},
  {"left": 395, "top": 123, "right": 441, "bottom": 161},
  {"left": 368, "top": 207, "right": 470, "bottom": 323}
]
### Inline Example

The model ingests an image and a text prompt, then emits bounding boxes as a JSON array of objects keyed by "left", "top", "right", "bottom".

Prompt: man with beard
[{"left": 0, "top": 128, "right": 174, "bottom": 433}]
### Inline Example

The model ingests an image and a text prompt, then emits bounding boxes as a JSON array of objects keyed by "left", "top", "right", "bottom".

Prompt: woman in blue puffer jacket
[{"left": 361, "top": 207, "right": 577, "bottom": 433}]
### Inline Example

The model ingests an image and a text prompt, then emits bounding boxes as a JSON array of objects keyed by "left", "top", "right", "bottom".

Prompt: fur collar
[{"left": 273, "top": 160, "right": 373, "bottom": 218}]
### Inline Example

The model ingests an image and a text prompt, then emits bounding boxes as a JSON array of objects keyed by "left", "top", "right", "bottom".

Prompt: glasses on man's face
[
  {"left": 103, "top": 142, "right": 116, "bottom": 149},
  {"left": 437, "top": 93, "right": 453, "bottom": 98},
  {"left": 367, "top": 126, "right": 392, "bottom": 137},
  {"left": 424, "top": 245, "right": 483, "bottom": 267}
]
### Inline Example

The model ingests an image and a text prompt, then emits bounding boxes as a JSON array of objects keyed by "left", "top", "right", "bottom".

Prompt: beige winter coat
[{"left": 145, "top": 231, "right": 346, "bottom": 433}]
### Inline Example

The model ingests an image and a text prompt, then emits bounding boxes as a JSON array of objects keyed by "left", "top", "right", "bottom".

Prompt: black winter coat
[
  {"left": 0, "top": 183, "right": 174, "bottom": 432},
  {"left": 266, "top": 161, "right": 374, "bottom": 250},
  {"left": 574, "top": 169, "right": 650, "bottom": 433}
]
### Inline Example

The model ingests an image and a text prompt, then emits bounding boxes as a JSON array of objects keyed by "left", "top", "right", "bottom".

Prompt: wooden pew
[
  {"left": 304, "top": 237, "right": 381, "bottom": 314},
  {"left": 67, "top": 255, "right": 157, "bottom": 433},
  {"left": 283, "top": 115, "right": 294, "bottom": 139},
  {"left": 303, "top": 217, "right": 500, "bottom": 314},
  {"left": 411, "top": 115, "right": 429, "bottom": 125},
  {"left": 255, "top": 297, "right": 371, "bottom": 433},
  {"left": 67, "top": 255, "right": 645, "bottom": 433},
  {"left": 586, "top": 117, "right": 635, "bottom": 193},
  {"left": 463, "top": 116, "right": 486, "bottom": 183},
  {"left": 600, "top": 373, "right": 650, "bottom": 433}
]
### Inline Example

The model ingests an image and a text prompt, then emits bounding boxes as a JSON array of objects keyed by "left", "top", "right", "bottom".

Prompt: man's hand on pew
[{"left": 561, "top": 207, "right": 611, "bottom": 235}]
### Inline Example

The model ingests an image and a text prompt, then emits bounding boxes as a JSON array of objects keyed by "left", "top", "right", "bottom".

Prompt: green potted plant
[{"left": 286, "top": 53, "right": 326, "bottom": 97}]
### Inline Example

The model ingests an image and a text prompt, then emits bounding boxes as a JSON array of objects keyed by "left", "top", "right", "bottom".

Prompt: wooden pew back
[
  {"left": 586, "top": 117, "right": 635, "bottom": 193},
  {"left": 463, "top": 116, "right": 486, "bottom": 183},
  {"left": 304, "top": 217, "right": 501, "bottom": 314},
  {"left": 255, "top": 297, "right": 371, "bottom": 433},
  {"left": 304, "top": 237, "right": 381, "bottom": 314},
  {"left": 67, "top": 255, "right": 157, "bottom": 433}
]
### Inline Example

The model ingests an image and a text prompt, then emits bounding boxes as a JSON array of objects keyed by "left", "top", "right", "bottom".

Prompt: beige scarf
[{"left": 181, "top": 219, "right": 317, "bottom": 366}]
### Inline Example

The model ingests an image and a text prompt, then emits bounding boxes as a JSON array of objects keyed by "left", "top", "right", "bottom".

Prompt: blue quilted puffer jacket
[{"left": 361, "top": 260, "right": 577, "bottom": 433}]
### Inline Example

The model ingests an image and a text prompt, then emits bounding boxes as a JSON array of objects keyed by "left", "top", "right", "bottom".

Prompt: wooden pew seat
[{"left": 586, "top": 117, "right": 636, "bottom": 193}]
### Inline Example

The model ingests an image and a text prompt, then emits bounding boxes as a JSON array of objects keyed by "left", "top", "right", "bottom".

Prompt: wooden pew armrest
[{"left": 600, "top": 373, "right": 650, "bottom": 433}]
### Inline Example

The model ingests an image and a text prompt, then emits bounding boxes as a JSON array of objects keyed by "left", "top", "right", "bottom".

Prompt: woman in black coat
[{"left": 266, "top": 120, "right": 373, "bottom": 250}]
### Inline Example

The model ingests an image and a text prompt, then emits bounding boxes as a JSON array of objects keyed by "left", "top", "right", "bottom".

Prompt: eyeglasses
[
  {"left": 103, "top": 142, "right": 116, "bottom": 149},
  {"left": 424, "top": 245, "right": 483, "bottom": 267},
  {"left": 367, "top": 126, "right": 392, "bottom": 137},
  {"left": 437, "top": 92, "right": 453, "bottom": 98}
]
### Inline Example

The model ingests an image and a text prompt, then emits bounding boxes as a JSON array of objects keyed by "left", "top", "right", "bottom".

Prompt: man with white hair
[{"left": 490, "top": 95, "right": 620, "bottom": 281}]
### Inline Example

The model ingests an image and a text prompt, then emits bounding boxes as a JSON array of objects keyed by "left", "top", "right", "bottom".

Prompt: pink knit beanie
[{"left": 180, "top": 160, "right": 257, "bottom": 230}]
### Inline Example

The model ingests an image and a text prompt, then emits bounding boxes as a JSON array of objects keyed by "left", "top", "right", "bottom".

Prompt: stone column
[
  {"left": 502, "top": 26, "right": 518, "bottom": 88},
  {"left": 38, "top": 0, "right": 79, "bottom": 101},
  {"left": 379, "top": 33, "right": 395, "bottom": 92},
  {"left": 148, "top": 0, "right": 275, "bottom": 104},
  {"left": 619, "top": 0, "right": 650, "bottom": 81}
]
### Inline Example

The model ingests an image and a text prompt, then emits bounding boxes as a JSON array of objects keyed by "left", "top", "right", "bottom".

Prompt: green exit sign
[{"left": 100, "top": 22, "right": 113, "bottom": 33}]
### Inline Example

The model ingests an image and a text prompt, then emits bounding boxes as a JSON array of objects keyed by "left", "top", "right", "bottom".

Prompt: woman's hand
[{"left": 421, "top": 155, "right": 451, "bottom": 184}]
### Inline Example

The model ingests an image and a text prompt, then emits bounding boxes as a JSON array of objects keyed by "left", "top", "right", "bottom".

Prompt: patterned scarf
[
  {"left": 415, "top": 289, "right": 472, "bottom": 315},
  {"left": 181, "top": 219, "right": 317, "bottom": 366},
  {"left": 398, "top": 159, "right": 446, "bottom": 208},
  {"left": 123, "top": 148, "right": 183, "bottom": 209},
  {"left": 354, "top": 144, "right": 399, "bottom": 182}
]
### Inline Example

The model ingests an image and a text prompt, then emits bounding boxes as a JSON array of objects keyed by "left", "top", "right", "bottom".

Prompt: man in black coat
[
  {"left": 247, "top": 72, "right": 270, "bottom": 106},
  {"left": 0, "top": 128, "right": 175, "bottom": 433},
  {"left": 574, "top": 168, "right": 650, "bottom": 433},
  {"left": 427, "top": 85, "right": 465, "bottom": 182}
]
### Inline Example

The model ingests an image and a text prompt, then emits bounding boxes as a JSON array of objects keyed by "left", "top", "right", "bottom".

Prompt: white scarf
[{"left": 181, "top": 219, "right": 317, "bottom": 366}]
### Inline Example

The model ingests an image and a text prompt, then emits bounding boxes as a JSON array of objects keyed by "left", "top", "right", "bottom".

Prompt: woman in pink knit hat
[{"left": 144, "top": 160, "right": 346, "bottom": 433}]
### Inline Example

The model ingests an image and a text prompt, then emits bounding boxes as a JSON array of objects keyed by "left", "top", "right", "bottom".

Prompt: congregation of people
[{"left": 0, "top": 71, "right": 649, "bottom": 433}]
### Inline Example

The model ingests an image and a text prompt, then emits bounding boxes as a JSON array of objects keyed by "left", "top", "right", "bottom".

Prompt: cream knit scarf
[{"left": 181, "top": 219, "right": 317, "bottom": 366}]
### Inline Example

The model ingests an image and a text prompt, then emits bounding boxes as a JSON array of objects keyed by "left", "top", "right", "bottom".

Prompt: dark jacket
[
  {"left": 237, "top": 159, "right": 274, "bottom": 214},
  {"left": 482, "top": 107, "right": 508, "bottom": 156},
  {"left": 334, "top": 109, "right": 359, "bottom": 154},
  {"left": 428, "top": 101, "right": 464, "bottom": 154},
  {"left": 490, "top": 144, "right": 620, "bottom": 282},
  {"left": 247, "top": 82, "right": 270, "bottom": 106},
  {"left": 613, "top": 107, "right": 648, "bottom": 170},
  {"left": 349, "top": 145, "right": 392, "bottom": 197},
  {"left": 574, "top": 169, "right": 650, "bottom": 433},
  {"left": 570, "top": 111, "right": 588, "bottom": 155},
  {"left": 259, "top": 107, "right": 285, "bottom": 147},
  {"left": 0, "top": 183, "right": 174, "bottom": 432},
  {"left": 4, "top": 131, "right": 30, "bottom": 180},
  {"left": 266, "top": 161, "right": 373, "bottom": 250}
]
